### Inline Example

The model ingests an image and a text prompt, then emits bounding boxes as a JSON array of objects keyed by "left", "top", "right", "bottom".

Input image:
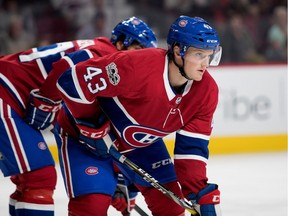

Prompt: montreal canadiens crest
[
  {"left": 178, "top": 19, "right": 188, "bottom": 27},
  {"left": 123, "top": 125, "right": 169, "bottom": 148},
  {"left": 106, "top": 62, "right": 120, "bottom": 85}
]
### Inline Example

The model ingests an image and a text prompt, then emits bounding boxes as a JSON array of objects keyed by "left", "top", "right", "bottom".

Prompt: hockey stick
[
  {"left": 109, "top": 146, "right": 199, "bottom": 216},
  {"left": 134, "top": 204, "right": 149, "bottom": 216},
  {"left": 117, "top": 180, "right": 149, "bottom": 216}
]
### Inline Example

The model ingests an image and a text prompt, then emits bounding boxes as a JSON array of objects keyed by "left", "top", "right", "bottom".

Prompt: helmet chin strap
[{"left": 170, "top": 53, "right": 192, "bottom": 80}]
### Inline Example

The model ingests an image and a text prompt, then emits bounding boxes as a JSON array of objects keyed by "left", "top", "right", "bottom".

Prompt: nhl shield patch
[{"left": 106, "top": 62, "right": 120, "bottom": 85}]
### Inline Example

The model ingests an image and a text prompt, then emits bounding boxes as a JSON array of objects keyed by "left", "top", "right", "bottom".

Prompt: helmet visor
[{"left": 209, "top": 46, "right": 222, "bottom": 66}]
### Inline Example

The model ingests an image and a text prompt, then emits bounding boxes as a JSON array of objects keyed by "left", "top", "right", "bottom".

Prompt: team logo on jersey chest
[
  {"left": 123, "top": 125, "right": 169, "bottom": 148},
  {"left": 106, "top": 62, "right": 120, "bottom": 85}
]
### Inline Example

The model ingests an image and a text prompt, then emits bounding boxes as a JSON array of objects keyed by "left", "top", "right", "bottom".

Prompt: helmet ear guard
[{"left": 111, "top": 16, "right": 157, "bottom": 48}]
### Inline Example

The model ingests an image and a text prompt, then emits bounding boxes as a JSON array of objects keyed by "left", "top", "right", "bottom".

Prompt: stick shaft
[
  {"left": 134, "top": 204, "right": 149, "bottom": 216},
  {"left": 110, "top": 147, "right": 199, "bottom": 215}
]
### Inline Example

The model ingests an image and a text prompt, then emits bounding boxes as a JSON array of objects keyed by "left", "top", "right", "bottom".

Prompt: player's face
[{"left": 183, "top": 47, "right": 214, "bottom": 81}]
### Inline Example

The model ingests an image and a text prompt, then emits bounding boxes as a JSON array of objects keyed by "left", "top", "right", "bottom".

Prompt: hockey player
[
  {"left": 56, "top": 15, "right": 222, "bottom": 216},
  {"left": 0, "top": 16, "right": 157, "bottom": 216}
]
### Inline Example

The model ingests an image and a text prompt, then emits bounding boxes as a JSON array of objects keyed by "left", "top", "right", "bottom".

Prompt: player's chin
[{"left": 194, "top": 74, "right": 203, "bottom": 81}]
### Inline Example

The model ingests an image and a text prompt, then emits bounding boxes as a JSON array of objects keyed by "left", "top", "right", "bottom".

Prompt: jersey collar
[{"left": 163, "top": 54, "right": 193, "bottom": 101}]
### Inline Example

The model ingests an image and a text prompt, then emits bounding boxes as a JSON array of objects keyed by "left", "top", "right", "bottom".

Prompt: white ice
[{"left": 0, "top": 152, "right": 287, "bottom": 216}]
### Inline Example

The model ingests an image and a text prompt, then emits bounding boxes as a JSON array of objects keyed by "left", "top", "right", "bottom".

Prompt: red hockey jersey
[
  {"left": 0, "top": 38, "right": 117, "bottom": 117},
  {"left": 57, "top": 48, "right": 219, "bottom": 196}
]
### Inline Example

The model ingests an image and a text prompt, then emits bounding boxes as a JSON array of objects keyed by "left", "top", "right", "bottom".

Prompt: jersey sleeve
[
  {"left": 174, "top": 80, "right": 219, "bottom": 198},
  {"left": 57, "top": 51, "right": 136, "bottom": 119},
  {"left": 39, "top": 49, "right": 94, "bottom": 101}
]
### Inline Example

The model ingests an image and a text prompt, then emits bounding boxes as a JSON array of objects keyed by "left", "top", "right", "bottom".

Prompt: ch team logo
[
  {"left": 178, "top": 20, "right": 188, "bottom": 27},
  {"left": 85, "top": 166, "right": 99, "bottom": 175},
  {"left": 38, "top": 142, "right": 47, "bottom": 150},
  {"left": 106, "top": 62, "right": 120, "bottom": 85},
  {"left": 123, "top": 125, "right": 169, "bottom": 148}
]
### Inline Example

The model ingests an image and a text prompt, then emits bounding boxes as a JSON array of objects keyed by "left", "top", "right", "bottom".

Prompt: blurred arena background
[
  {"left": 0, "top": 1, "right": 287, "bottom": 215},
  {"left": 0, "top": 0, "right": 286, "bottom": 160},
  {"left": 0, "top": 0, "right": 286, "bottom": 63}
]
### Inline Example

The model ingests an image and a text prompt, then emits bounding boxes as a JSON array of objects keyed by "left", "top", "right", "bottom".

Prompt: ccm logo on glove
[
  {"left": 212, "top": 195, "right": 220, "bottom": 203},
  {"left": 78, "top": 121, "right": 110, "bottom": 139},
  {"left": 33, "top": 100, "right": 61, "bottom": 112}
]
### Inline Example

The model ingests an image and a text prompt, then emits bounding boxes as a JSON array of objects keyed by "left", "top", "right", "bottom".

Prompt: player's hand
[
  {"left": 24, "top": 89, "right": 61, "bottom": 130},
  {"left": 77, "top": 118, "right": 116, "bottom": 158},
  {"left": 188, "top": 184, "right": 221, "bottom": 216},
  {"left": 111, "top": 175, "right": 137, "bottom": 216}
]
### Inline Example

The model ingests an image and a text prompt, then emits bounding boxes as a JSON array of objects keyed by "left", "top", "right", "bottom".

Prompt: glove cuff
[
  {"left": 31, "top": 89, "right": 62, "bottom": 112},
  {"left": 198, "top": 189, "right": 220, "bottom": 205},
  {"left": 76, "top": 119, "right": 110, "bottom": 139},
  {"left": 188, "top": 184, "right": 221, "bottom": 216},
  {"left": 201, "top": 204, "right": 221, "bottom": 214},
  {"left": 188, "top": 183, "right": 220, "bottom": 205}
]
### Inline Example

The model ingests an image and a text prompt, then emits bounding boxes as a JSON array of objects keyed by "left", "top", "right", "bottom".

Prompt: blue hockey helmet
[
  {"left": 167, "top": 16, "right": 221, "bottom": 65},
  {"left": 111, "top": 16, "right": 157, "bottom": 48}
]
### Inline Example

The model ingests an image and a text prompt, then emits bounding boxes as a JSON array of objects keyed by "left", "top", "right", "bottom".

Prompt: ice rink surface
[{"left": 0, "top": 151, "right": 287, "bottom": 216}]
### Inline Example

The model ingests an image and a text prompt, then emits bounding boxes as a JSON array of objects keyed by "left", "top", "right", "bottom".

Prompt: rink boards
[
  {"left": 45, "top": 64, "right": 287, "bottom": 162},
  {"left": 46, "top": 133, "right": 286, "bottom": 163}
]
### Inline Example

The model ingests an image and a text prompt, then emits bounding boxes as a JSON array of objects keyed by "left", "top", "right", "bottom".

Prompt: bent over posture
[
  {"left": 0, "top": 16, "right": 156, "bottom": 216},
  {"left": 57, "top": 16, "right": 222, "bottom": 216}
]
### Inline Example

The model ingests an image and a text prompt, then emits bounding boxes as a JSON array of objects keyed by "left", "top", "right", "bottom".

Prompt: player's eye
[{"left": 194, "top": 52, "right": 206, "bottom": 59}]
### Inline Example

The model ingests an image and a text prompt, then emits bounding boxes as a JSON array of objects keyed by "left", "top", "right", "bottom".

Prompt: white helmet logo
[{"left": 203, "top": 24, "right": 212, "bottom": 30}]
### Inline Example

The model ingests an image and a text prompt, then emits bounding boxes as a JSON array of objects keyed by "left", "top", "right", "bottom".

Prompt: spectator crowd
[{"left": 0, "top": 0, "right": 286, "bottom": 63}]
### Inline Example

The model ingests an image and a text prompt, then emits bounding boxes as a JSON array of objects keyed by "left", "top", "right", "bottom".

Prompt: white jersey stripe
[
  {"left": 0, "top": 74, "right": 26, "bottom": 109},
  {"left": 113, "top": 96, "right": 138, "bottom": 124},
  {"left": 177, "top": 129, "right": 210, "bottom": 140},
  {"left": 0, "top": 99, "right": 30, "bottom": 173},
  {"left": 0, "top": 99, "right": 24, "bottom": 172},
  {"left": 9, "top": 112, "right": 31, "bottom": 172},
  {"left": 35, "top": 47, "right": 48, "bottom": 79},
  {"left": 182, "top": 79, "right": 193, "bottom": 96},
  {"left": 63, "top": 55, "right": 74, "bottom": 67},
  {"left": 60, "top": 132, "right": 74, "bottom": 198},
  {"left": 163, "top": 55, "right": 175, "bottom": 101},
  {"left": 19, "top": 42, "right": 74, "bottom": 62},
  {"left": 174, "top": 154, "right": 208, "bottom": 163},
  {"left": 71, "top": 66, "right": 92, "bottom": 104},
  {"left": 16, "top": 202, "right": 54, "bottom": 211}
]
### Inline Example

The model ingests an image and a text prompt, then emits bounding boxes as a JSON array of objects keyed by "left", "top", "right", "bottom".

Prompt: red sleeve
[
  {"left": 57, "top": 51, "right": 136, "bottom": 119},
  {"left": 74, "top": 51, "right": 136, "bottom": 102},
  {"left": 174, "top": 72, "right": 219, "bottom": 198},
  {"left": 175, "top": 159, "right": 208, "bottom": 198}
]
